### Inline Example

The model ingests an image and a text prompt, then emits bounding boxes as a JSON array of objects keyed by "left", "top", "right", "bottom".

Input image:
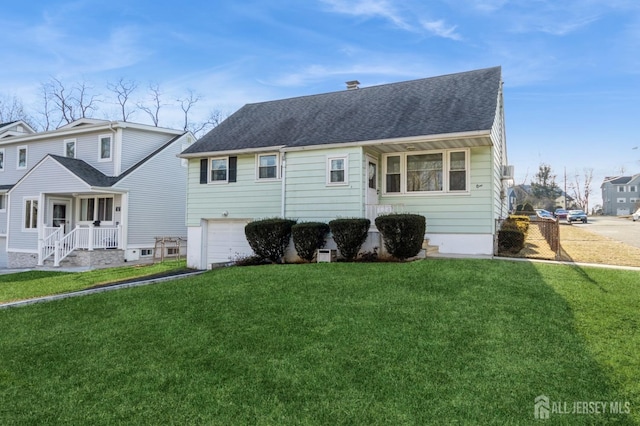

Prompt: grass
[
  {"left": 0, "top": 260, "right": 190, "bottom": 303},
  {"left": 0, "top": 259, "right": 638, "bottom": 424}
]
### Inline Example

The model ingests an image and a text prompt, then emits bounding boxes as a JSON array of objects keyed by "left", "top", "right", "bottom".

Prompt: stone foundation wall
[
  {"left": 65, "top": 249, "right": 125, "bottom": 267},
  {"left": 8, "top": 252, "right": 39, "bottom": 268},
  {"left": 8, "top": 249, "right": 125, "bottom": 269}
]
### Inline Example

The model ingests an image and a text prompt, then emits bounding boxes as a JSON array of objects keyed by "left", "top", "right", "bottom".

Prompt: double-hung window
[
  {"left": 99, "top": 135, "right": 112, "bottom": 161},
  {"left": 199, "top": 157, "right": 237, "bottom": 184},
  {"left": 65, "top": 139, "right": 76, "bottom": 158},
  {"left": 210, "top": 158, "right": 229, "bottom": 182},
  {"left": 257, "top": 154, "right": 279, "bottom": 180},
  {"left": 384, "top": 149, "right": 468, "bottom": 194},
  {"left": 24, "top": 198, "right": 38, "bottom": 230},
  {"left": 17, "top": 146, "right": 27, "bottom": 169},
  {"left": 80, "top": 197, "right": 114, "bottom": 223},
  {"left": 327, "top": 155, "right": 348, "bottom": 185}
]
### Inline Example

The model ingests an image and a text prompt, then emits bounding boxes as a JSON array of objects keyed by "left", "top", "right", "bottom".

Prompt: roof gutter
[
  {"left": 178, "top": 130, "right": 492, "bottom": 157},
  {"left": 282, "top": 130, "right": 493, "bottom": 152},
  {"left": 179, "top": 145, "right": 287, "bottom": 159},
  {"left": 0, "top": 121, "right": 183, "bottom": 146}
]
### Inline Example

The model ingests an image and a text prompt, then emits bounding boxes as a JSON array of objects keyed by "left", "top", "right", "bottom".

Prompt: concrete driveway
[{"left": 567, "top": 215, "right": 640, "bottom": 249}]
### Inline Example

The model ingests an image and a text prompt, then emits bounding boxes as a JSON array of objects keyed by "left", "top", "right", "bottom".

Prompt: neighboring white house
[
  {"left": 0, "top": 118, "right": 193, "bottom": 268},
  {"left": 180, "top": 67, "right": 512, "bottom": 269},
  {"left": 601, "top": 174, "right": 640, "bottom": 216}
]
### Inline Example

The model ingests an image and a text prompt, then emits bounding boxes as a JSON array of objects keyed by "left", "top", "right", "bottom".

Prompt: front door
[
  {"left": 51, "top": 200, "right": 71, "bottom": 233},
  {"left": 366, "top": 156, "right": 379, "bottom": 221}
]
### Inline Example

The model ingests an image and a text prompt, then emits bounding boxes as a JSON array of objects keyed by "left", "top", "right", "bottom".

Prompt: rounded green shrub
[
  {"left": 292, "top": 222, "right": 330, "bottom": 262},
  {"left": 498, "top": 229, "right": 525, "bottom": 254},
  {"left": 328, "top": 218, "right": 370, "bottom": 261},
  {"left": 244, "top": 218, "right": 296, "bottom": 263},
  {"left": 374, "top": 214, "right": 426, "bottom": 260}
]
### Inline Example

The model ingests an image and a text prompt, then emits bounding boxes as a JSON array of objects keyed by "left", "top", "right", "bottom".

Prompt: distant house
[
  {"left": 0, "top": 118, "right": 193, "bottom": 268},
  {"left": 512, "top": 184, "right": 573, "bottom": 210},
  {"left": 180, "top": 67, "right": 511, "bottom": 269},
  {"left": 601, "top": 174, "right": 640, "bottom": 215}
]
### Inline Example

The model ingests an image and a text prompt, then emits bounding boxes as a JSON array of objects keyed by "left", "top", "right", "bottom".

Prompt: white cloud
[
  {"left": 320, "top": 0, "right": 413, "bottom": 31},
  {"left": 420, "top": 19, "right": 462, "bottom": 40}
]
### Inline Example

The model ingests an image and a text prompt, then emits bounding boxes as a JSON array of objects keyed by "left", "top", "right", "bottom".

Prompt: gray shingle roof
[
  {"left": 183, "top": 66, "right": 502, "bottom": 155},
  {"left": 50, "top": 155, "right": 117, "bottom": 187}
]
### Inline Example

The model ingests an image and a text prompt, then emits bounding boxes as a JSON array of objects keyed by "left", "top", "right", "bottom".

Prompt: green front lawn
[
  {"left": 0, "top": 259, "right": 638, "bottom": 424},
  {"left": 0, "top": 259, "right": 189, "bottom": 303}
]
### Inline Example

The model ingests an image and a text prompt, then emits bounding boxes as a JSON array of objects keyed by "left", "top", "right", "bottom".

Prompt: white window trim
[
  {"left": 0, "top": 193, "right": 6, "bottom": 212},
  {"left": 23, "top": 197, "right": 38, "bottom": 232},
  {"left": 382, "top": 148, "right": 470, "bottom": 195},
  {"left": 209, "top": 157, "right": 229, "bottom": 184},
  {"left": 77, "top": 196, "right": 115, "bottom": 225},
  {"left": 64, "top": 138, "right": 77, "bottom": 158},
  {"left": 17, "top": 145, "right": 28, "bottom": 170},
  {"left": 98, "top": 134, "right": 113, "bottom": 162},
  {"left": 326, "top": 154, "right": 349, "bottom": 186},
  {"left": 617, "top": 198, "right": 626, "bottom": 203},
  {"left": 0, "top": 148, "right": 4, "bottom": 172},
  {"left": 255, "top": 153, "right": 281, "bottom": 181}
]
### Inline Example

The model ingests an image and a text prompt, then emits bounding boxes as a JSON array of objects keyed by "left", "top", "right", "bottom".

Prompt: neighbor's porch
[{"left": 37, "top": 191, "right": 127, "bottom": 267}]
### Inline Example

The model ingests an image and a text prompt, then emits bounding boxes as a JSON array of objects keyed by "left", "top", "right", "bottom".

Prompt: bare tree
[
  {"left": 36, "top": 83, "right": 59, "bottom": 131},
  {"left": 178, "top": 89, "right": 201, "bottom": 132},
  {"left": 0, "top": 94, "right": 35, "bottom": 127},
  {"left": 73, "top": 80, "right": 101, "bottom": 119},
  {"left": 107, "top": 78, "right": 137, "bottom": 121},
  {"left": 137, "top": 83, "right": 163, "bottom": 126},
  {"left": 187, "top": 108, "right": 229, "bottom": 137},
  {"left": 41, "top": 77, "right": 101, "bottom": 126},
  {"left": 570, "top": 168, "right": 594, "bottom": 212}
]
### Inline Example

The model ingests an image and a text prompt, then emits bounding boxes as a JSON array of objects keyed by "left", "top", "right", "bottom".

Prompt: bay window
[{"left": 383, "top": 149, "right": 469, "bottom": 194}]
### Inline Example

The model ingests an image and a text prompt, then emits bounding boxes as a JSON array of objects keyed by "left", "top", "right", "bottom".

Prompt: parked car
[
  {"left": 554, "top": 208, "right": 568, "bottom": 219},
  {"left": 535, "top": 209, "right": 554, "bottom": 219},
  {"left": 633, "top": 208, "right": 640, "bottom": 222},
  {"left": 567, "top": 209, "right": 588, "bottom": 223}
]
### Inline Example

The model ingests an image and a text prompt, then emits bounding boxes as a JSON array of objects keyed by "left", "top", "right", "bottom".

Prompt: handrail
[
  {"left": 39, "top": 226, "right": 64, "bottom": 265},
  {"left": 41, "top": 224, "right": 122, "bottom": 267}
]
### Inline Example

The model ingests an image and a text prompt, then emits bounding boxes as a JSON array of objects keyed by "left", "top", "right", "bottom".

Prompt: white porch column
[{"left": 88, "top": 224, "right": 94, "bottom": 251}]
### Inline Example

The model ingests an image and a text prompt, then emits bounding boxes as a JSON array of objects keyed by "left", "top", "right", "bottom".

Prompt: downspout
[
  {"left": 108, "top": 122, "right": 122, "bottom": 176},
  {"left": 280, "top": 152, "right": 286, "bottom": 218}
]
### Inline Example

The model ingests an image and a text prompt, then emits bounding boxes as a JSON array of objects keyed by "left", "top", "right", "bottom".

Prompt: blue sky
[{"left": 2, "top": 0, "right": 639, "bottom": 206}]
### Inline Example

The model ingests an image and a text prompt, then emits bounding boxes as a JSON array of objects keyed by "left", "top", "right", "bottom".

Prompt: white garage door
[
  {"left": 617, "top": 208, "right": 630, "bottom": 216},
  {"left": 206, "top": 220, "right": 254, "bottom": 264}
]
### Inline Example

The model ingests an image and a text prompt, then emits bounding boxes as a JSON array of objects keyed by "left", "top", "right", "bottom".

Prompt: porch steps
[
  {"left": 40, "top": 253, "right": 78, "bottom": 268},
  {"left": 423, "top": 239, "right": 440, "bottom": 257}
]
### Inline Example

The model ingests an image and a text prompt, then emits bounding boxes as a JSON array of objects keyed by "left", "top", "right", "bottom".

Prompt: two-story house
[
  {"left": 0, "top": 118, "right": 192, "bottom": 268},
  {"left": 601, "top": 174, "right": 640, "bottom": 215},
  {"left": 180, "top": 67, "right": 511, "bottom": 269}
]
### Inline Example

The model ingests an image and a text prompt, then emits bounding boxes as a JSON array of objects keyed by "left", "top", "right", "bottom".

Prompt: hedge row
[{"left": 244, "top": 214, "right": 426, "bottom": 263}]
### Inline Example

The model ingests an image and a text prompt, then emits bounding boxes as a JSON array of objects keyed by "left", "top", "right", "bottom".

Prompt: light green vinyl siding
[
  {"left": 378, "top": 147, "right": 494, "bottom": 234},
  {"left": 285, "top": 147, "right": 363, "bottom": 222},
  {"left": 186, "top": 155, "right": 282, "bottom": 226}
]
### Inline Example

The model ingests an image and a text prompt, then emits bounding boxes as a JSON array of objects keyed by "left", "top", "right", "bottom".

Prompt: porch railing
[
  {"left": 39, "top": 224, "right": 122, "bottom": 267},
  {"left": 39, "top": 226, "right": 65, "bottom": 264}
]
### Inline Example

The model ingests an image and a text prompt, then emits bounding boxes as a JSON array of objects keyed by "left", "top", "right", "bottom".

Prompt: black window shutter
[
  {"left": 229, "top": 156, "right": 237, "bottom": 182},
  {"left": 200, "top": 159, "right": 208, "bottom": 184}
]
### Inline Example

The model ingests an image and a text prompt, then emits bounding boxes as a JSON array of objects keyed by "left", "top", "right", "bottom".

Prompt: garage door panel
[{"left": 207, "top": 220, "right": 253, "bottom": 264}]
